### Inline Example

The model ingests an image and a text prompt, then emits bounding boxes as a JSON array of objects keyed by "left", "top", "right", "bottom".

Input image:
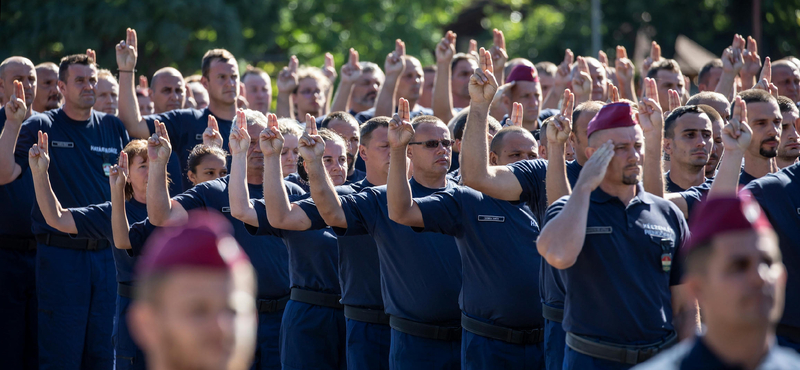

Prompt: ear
[
  {"left": 406, "top": 146, "right": 413, "bottom": 160},
  {"left": 663, "top": 138, "right": 674, "bottom": 156},
  {"left": 148, "top": 88, "right": 154, "bottom": 97},
  {"left": 585, "top": 146, "right": 597, "bottom": 159},
  {"left": 538, "top": 143, "right": 547, "bottom": 159},
  {"left": 489, "top": 151, "right": 499, "bottom": 165},
  {"left": 187, "top": 171, "right": 197, "bottom": 184},
  {"left": 201, "top": 76, "right": 209, "bottom": 90},
  {"left": 569, "top": 131, "right": 577, "bottom": 146},
  {"left": 358, "top": 144, "right": 368, "bottom": 162},
  {"left": 453, "top": 139, "right": 462, "bottom": 153},
  {"left": 57, "top": 80, "right": 67, "bottom": 95}
]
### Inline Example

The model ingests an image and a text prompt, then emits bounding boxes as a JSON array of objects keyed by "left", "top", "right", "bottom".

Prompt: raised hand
[
  {"left": 388, "top": 98, "right": 415, "bottom": 149},
  {"left": 741, "top": 36, "right": 761, "bottom": 77},
  {"left": 547, "top": 89, "right": 574, "bottom": 144},
  {"left": 385, "top": 39, "right": 406, "bottom": 77},
  {"left": 554, "top": 49, "right": 575, "bottom": 88},
  {"left": 598, "top": 50, "right": 609, "bottom": 68},
  {"left": 754, "top": 57, "right": 777, "bottom": 95},
  {"left": 5, "top": 80, "right": 27, "bottom": 124},
  {"left": 642, "top": 41, "right": 662, "bottom": 76},
  {"left": 435, "top": 31, "right": 457, "bottom": 63},
  {"left": 322, "top": 52, "right": 337, "bottom": 83},
  {"left": 137, "top": 75, "right": 149, "bottom": 91},
  {"left": 722, "top": 96, "right": 752, "bottom": 152},
  {"left": 259, "top": 113, "right": 285, "bottom": 157},
  {"left": 340, "top": 48, "right": 362, "bottom": 84},
  {"left": 468, "top": 39, "right": 479, "bottom": 59},
  {"left": 147, "top": 120, "right": 171, "bottom": 163},
  {"left": 608, "top": 82, "right": 619, "bottom": 102},
  {"left": 468, "top": 48, "right": 498, "bottom": 104},
  {"left": 277, "top": 56, "right": 299, "bottom": 93},
  {"left": 576, "top": 141, "right": 614, "bottom": 191},
  {"left": 228, "top": 110, "right": 251, "bottom": 156},
  {"left": 28, "top": 131, "right": 50, "bottom": 175},
  {"left": 571, "top": 56, "right": 592, "bottom": 100},
  {"left": 490, "top": 29, "right": 508, "bottom": 75},
  {"left": 510, "top": 102, "right": 523, "bottom": 127},
  {"left": 115, "top": 28, "right": 138, "bottom": 71},
  {"left": 298, "top": 114, "right": 325, "bottom": 161},
  {"left": 109, "top": 152, "right": 129, "bottom": 192},
  {"left": 637, "top": 78, "right": 664, "bottom": 135},
  {"left": 86, "top": 49, "right": 97, "bottom": 64},
  {"left": 615, "top": 46, "right": 635, "bottom": 84},
  {"left": 667, "top": 89, "right": 682, "bottom": 115},
  {"left": 721, "top": 35, "right": 745, "bottom": 75},
  {"left": 203, "top": 115, "right": 223, "bottom": 148}
]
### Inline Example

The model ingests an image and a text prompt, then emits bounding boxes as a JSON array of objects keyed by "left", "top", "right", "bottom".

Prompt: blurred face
[
  {"left": 408, "top": 122, "right": 452, "bottom": 176},
  {"left": 586, "top": 59, "right": 608, "bottom": 101},
  {"left": 351, "top": 71, "right": 382, "bottom": 110},
  {"left": 34, "top": 67, "right": 62, "bottom": 111},
  {"left": 188, "top": 154, "right": 227, "bottom": 185},
  {"left": 419, "top": 70, "right": 436, "bottom": 108},
  {"left": 539, "top": 74, "right": 554, "bottom": 101},
  {"left": 692, "top": 231, "right": 785, "bottom": 329},
  {"left": 190, "top": 82, "right": 210, "bottom": 110},
  {"left": 746, "top": 101, "right": 782, "bottom": 158},
  {"left": 361, "top": 127, "right": 390, "bottom": 179},
  {"left": 128, "top": 154, "right": 149, "bottom": 197},
  {"left": 706, "top": 117, "right": 724, "bottom": 177},
  {"left": 778, "top": 109, "right": 800, "bottom": 161},
  {"left": 136, "top": 270, "right": 237, "bottom": 370},
  {"left": 491, "top": 132, "right": 538, "bottom": 166},
  {"left": 508, "top": 81, "right": 542, "bottom": 126},
  {"left": 243, "top": 73, "right": 271, "bottom": 114},
  {"left": 589, "top": 125, "right": 643, "bottom": 185},
  {"left": 452, "top": 59, "right": 477, "bottom": 99},
  {"left": 326, "top": 119, "right": 360, "bottom": 172},
  {"left": 565, "top": 141, "right": 576, "bottom": 162},
  {"left": 94, "top": 77, "right": 119, "bottom": 116},
  {"left": 772, "top": 65, "right": 800, "bottom": 102},
  {"left": 700, "top": 67, "right": 723, "bottom": 92},
  {"left": 293, "top": 77, "right": 324, "bottom": 117},
  {"left": 656, "top": 69, "right": 686, "bottom": 110},
  {"left": 138, "top": 94, "right": 154, "bottom": 116},
  {"left": 665, "top": 113, "right": 713, "bottom": 170},
  {"left": 397, "top": 58, "right": 423, "bottom": 102},
  {"left": 59, "top": 64, "right": 97, "bottom": 110},
  {"left": 246, "top": 124, "right": 266, "bottom": 173},
  {"left": 322, "top": 141, "right": 347, "bottom": 186},
  {"left": 152, "top": 73, "right": 186, "bottom": 113},
  {"left": 202, "top": 59, "right": 239, "bottom": 105},
  {"left": 1, "top": 61, "right": 36, "bottom": 106},
  {"left": 570, "top": 109, "right": 599, "bottom": 165},
  {"left": 280, "top": 134, "right": 300, "bottom": 176}
]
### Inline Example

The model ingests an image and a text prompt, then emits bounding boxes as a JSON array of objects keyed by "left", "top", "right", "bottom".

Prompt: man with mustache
[
  {"left": 149, "top": 67, "right": 187, "bottom": 114},
  {"left": 663, "top": 105, "right": 715, "bottom": 192},
  {"left": 738, "top": 89, "right": 783, "bottom": 186},
  {"left": 321, "top": 111, "right": 366, "bottom": 184},
  {"left": 686, "top": 92, "right": 730, "bottom": 178},
  {"left": 33, "top": 62, "right": 63, "bottom": 113},
  {"left": 776, "top": 96, "right": 799, "bottom": 168}
]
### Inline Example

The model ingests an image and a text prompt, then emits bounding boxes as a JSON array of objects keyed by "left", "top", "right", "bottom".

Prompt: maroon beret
[
  {"left": 506, "top": 65, "right": 540, "bottom": 84},
  {"left": 586, "top": 102, "right": 637, "bottom": 138},
  {"left": 683, "top": 192, "right": 773, "bottom": 253},
  {"left": 136, "top": 210, "right": 249, "bottom": 279}
]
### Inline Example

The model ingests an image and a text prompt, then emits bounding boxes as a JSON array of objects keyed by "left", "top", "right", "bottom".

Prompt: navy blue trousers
[
  {"left": 36, "top": 244, "right": 116, "bottom": 370},
  {"left": 253, "top": 309, "right": 284, "bottom": 370},
  {"left": 544, "top": 319, "right": 566, "bottom": 370},
  {"left": 346, "top": 318, "right": 390, "bottom": 370},
  {"left": 114, "top": 294, "right": 145, "bottom": 370},
  {"left": 461, "top": 328, "right": 545, "bottom": 370},
  {"left": 280, "top": 300, "right": 346, "bottom": 369},
  {"left": 0, "top": 248, "right": 37, "bottom": 370},
  {"left": 389, "top": 328, "right": 460, "bottom": 370}
]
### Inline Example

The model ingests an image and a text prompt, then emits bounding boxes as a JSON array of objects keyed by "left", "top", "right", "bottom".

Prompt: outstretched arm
[
  {"left": 145, "top": 121, "right": 188, "bottom": 226},
  {"left": 110, "top": 153, "right": 132, "bottom": 249},
  {"left": 386, "top": 98, "right": 424, "bottom": 228},
  {"left": 276, "top": 56, "right": 299, "bottom": 120},
  {"left": 228, "top": 110, "right": 259, "bottom": 227},
  {"left": 29, "top": 131, "right": 77, "bottom": 234},
  {"left": 639, "top": 78, "right": 666, "bottom": 197},
  {"left": 545, "top": 90, "right": 575, "bottom": 205},
  {"left": 330, "top": 49, "right": 362, "bottom": 113},
  {"left": 542, "top": 49, "right": 573, "bottom": 110},
  {"left": 116, "top": 28, "right": 151, "bottom": 139},
  {"left": 432, "top": 31, "right": 456, "bottom": 122},
  {"left": 374, "top": 40, "right": 406, "bottom": 117},
  {"left": 0, "top": 81, "right": 26, "bottom": 184}
]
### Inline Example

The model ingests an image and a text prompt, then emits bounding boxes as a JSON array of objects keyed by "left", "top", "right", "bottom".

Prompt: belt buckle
[
  {"left": 258, "top": 299, "right": 277, "bottom": 313},
  {"left": 87, "top": 239, "right": 99, "bottom": 251}
]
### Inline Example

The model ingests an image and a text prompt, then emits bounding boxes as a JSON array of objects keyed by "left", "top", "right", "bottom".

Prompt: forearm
[
  {"left": 432, "top": 61, "right": 454, "bottom": 122},
  {"left": 708, "top": 149, "right": 743, "bottom": 198},
  {"left": 459, "top": 102, "right": 491, "bottom": 186},
  {"left": 643, "top": 134, "right": 665, "bottom": 197},
  {"left": 386, "top": 147, "right": 421, "bottom": 227},
  {"left": 374, "top": 76, "right": 399, "bottom": 117},
  {"left": 618, "top": 78, "right": 637, "bottom": 102},
  {"left": 324, "top": 84, "right": 334, "bottom": 115},
  {"left": 307, "top": 160, "right": 347, "bottom": 228},
  {"left": 536, "top": 185, "right": 591, "bottom": 269},
  {"left": 546, "top": 142, "right": 570, "bottom": 205},
  {"left": 118, "top": 71, "right": 149, "bottom": 138},
  {"left": 264, "top": 156, "right": 310, "bottom": 230},
  {"left": 542, "top": 84, "right": 567, "bottom": 110},
  {"left": 276, "top": 92, "right": 293, "bottom": 120},
  {"left": 714, "top": 72, "right": 737, "bottom": 103},
  {"left": 32, "top": 172, "right": 77, "bottom": 234},
  {"left": 740, "top": 72, "right": 757, "bottom": 90},
  {"left": 111, "top": 190, "right": 131, "bottom": 250},
  {"left": 330, "top": 81, "right": 354, "bottom": 113},
  {"left": 145, "top": 161, "right": 175, "bottom": 226},
  {"left": 229, "top": 153, "right": 257, "bottom": 226},
  {"left": 0, "top": 123, "right": 22, "bottom": 184}
]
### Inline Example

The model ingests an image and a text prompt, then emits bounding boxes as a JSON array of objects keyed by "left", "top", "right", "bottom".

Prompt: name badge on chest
[
  {"left": 51, "top": 141, "right": 74, "bottom": 148},
  {"left": 586, "top": 226, "right": 612, "bottom": 235},
  {"left": 221, "top": 207, "right": 231, "bottom": 213},
  {"left": 477, "top": 215, "right": 505, "bottom": 222}
]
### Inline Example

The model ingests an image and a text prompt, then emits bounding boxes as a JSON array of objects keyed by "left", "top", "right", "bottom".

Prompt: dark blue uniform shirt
[
  {"left": 144, "top": 108, "right": 232, "bottom": 191},
  {"left": 345, "top": 168, "right": 366, "bottom": 185},
  {"left": 665, "top": 171, "right": 686, "bottom": 193},
  {"left": 566, "top": 160, "right": 583, "bottom": 189},
  {"left": 740, "top": 169, "right": 758, "bottom": 187},
  {"left": 284, "top": 172, "right": 310, "bottom": 193},
  {"left": 414, "top": 185, "right": 544, "bottom": 328},
  {"left": 14, "top": 108, "right": 130, "bottom": 235},
  {"left": 544, "top": 184, "right": 688, "bottom": 345},
  {"left": 679, "top": 182, "right": 712, "bottom": 220},
  {"left": 0, "top": 108, "right": 35, "bottom": 237},
  {"left": 69, "top": 198, "right": 148, "bottom": 283},
  {"left": 335, "top": 179, "right": 462, "bottom": 323},
  {"left": 744, "top": 163, "right": 800, "bottom": 328},
  {"left": 171, "top": 175, "right": 303, "bottom": 299}
]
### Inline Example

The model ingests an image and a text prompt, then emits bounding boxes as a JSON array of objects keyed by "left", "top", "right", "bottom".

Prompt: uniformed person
[
  {"left": 737, "top": 89, "right": 782, "bottom": 186},
  {"left": 662, "top": 106, "right": 714, "bottom": 192},
  {"left": 536, "top": 102, "right": 695, "bottom": 369},
  {"left": 145, "top": 110, "right": 304, "bottom": 370},
  {"left": 632, "top": 195, "right": 800, "bottom": 369}
]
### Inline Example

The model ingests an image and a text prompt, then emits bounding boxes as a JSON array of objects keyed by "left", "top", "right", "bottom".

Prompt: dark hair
[
  {"left": 646, "top": 59, "right": 682, "bottom": 80},
  {"left": 201, "top": 49, "right": 235, "bottom": 79},
  {"left": 664, "top": 105, "right": 706, "bottom": 138},
  {"left": 736, "top": 89, "right": 777, "bottom": 111},
  {"left": 535, "top": 61, "right": 558, "bottom": 77},
  {"left": 58, "top": 54, "right": 96, "bottom": 83},
  {"left": 777, "top": 96, "right": 799, "bottom": 114},
  {"left": 321, "top": 111, "right": 359, "bottom": 129},
  {"left": 697, "top": 104, "right": 723, "bottom": 127},
  {"left": 490, "top": 126, "right": 536, "bottom": 154},
  {"left": 572, "top": 101, "right": 604, "bottom": 135},
  {"left": 360, "top": 117, "right": 390, "bottom": 146},
  {"left": 187, "top": 144, "right": 229, "bottom": 174},
  {"left": 687, "top": 91, "right": 729, "bottom": 107},
  {"left": 450, "top": 110, "right": 500, "bottom": 140},
  {"left": 411, "top": 115, "right": 445, "bottom": 130},
  {"left": 360, "top": 62, "right": 383, "bottom": 76},
  {"left": 451, "top": 53, "right": 478, "bottom": 73},
  {"left": 697, "top": 59, "right": 723, "bottom": 87}
]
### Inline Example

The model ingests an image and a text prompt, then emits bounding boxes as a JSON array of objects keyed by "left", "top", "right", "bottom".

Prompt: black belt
[
  {"left": 344, "top": 305, "right": 390, "bottom": 326},
  {"left": 777, "top": 324, "right": 800, "bottom": 342},
  {"left": 389, "top": 315, "right": 461, "bottom": 342},
  {"left": 258, "top": 295, "right": 290, "bottom": 314},
  {"left": 118, "top": 282, "right": 135, "bottom": 298},
  {"left": 0, "top": 235, "right": 37, "bottom": 251},
  {"left": 542, "top": 304, "right": 564, "bottom": 323},
  {"left": 566, "top": 331, "right": 677, "bottom": 365},
  {"left": 461, "top": 313, "right": 544, "bottom": 345},
  {"left": 35, "top": 233, "right": 110, "bottom": 251},
  {"left": 290, "top": 288, "right": 343, "bottom": 309}
]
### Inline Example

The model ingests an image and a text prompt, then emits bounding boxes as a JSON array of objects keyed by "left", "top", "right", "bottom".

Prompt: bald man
[
  {"left": 95, "top": 69, "right": 119, "bottom": 116},
  {"left": 772, "top": 60, "right": 800, "bottom": 103},
  {"left": 33, "top": 62, "right": 62, "bottom": 113},
  {"left": 150, "top": 67, "right": 186, "bottom": 114}
]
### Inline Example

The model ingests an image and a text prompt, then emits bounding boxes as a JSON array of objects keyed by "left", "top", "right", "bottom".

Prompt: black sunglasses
[{"left": 408, "top": 139, "right": 453, "bottom": 148}]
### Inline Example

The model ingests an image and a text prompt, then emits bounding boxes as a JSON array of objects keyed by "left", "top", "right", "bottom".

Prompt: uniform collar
[{"left": 590, "top": 182, "right": 653, "bottom": 205}]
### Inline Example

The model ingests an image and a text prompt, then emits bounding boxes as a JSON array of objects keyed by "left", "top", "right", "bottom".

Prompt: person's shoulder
[
  {"left": 510, "top": 158, "right": 548, "bottom": 171},
  {"left": 335, "top": 184, "right": 357, "bottom": 196},
  {"left": 748, "top": 164, "right": 798, "bottom": 190},
  {"left": 412, "top": 106, "right": 434, "bottom": 116},
  {"left": 94, "top": 110, "right": 126, "bottom": 128},
  {"left": 283, "top": 179, "right": 306, "bottom": 195}
]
